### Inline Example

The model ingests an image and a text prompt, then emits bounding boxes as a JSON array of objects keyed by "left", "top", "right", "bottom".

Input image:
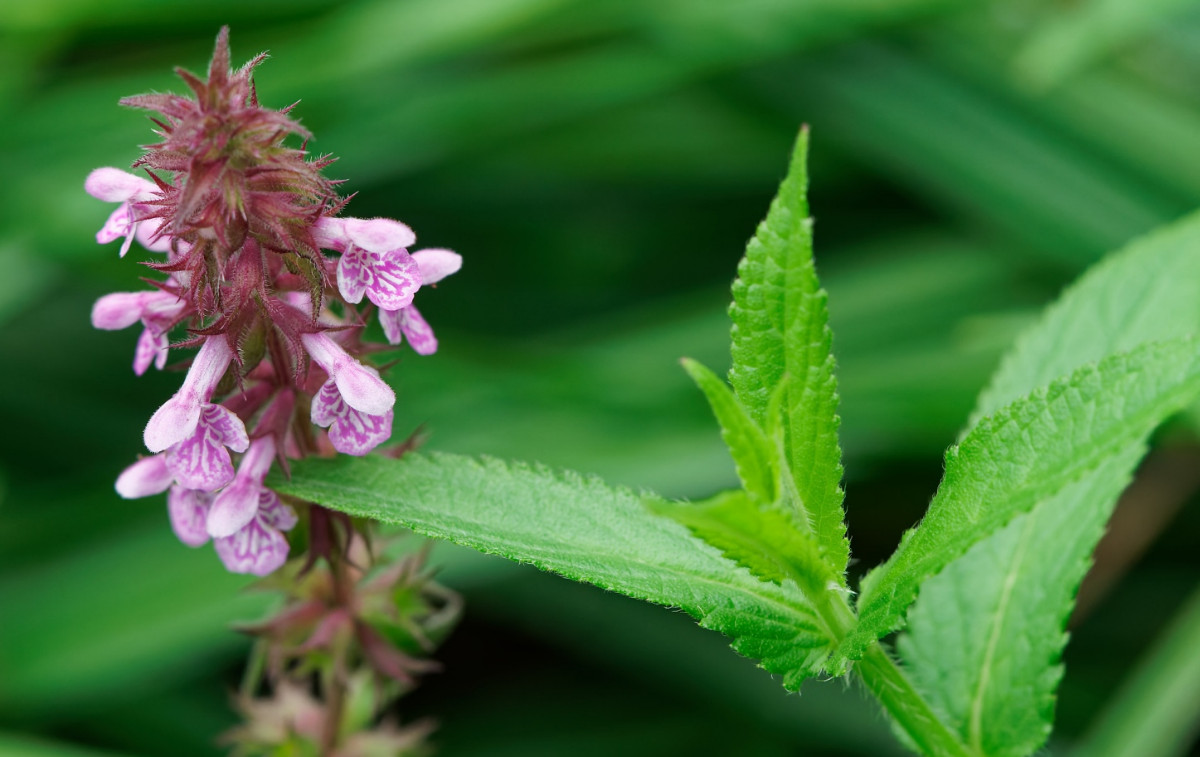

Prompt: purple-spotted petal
[
  {"left": 330, "top": 407, "right": 393, "bottom": 456},
  {"left": 400, "top": 306, "right": 437, "bottom": 355},
  {"left": 134, "top": 326, "right": 169, "bottom": 376},
  {"left": 214, "top": 516, "right": 290, "bottom": 576},
  {"left": 168, "top": 486, "right": 213, "bottom": 547},
  {"left": 206, "top": 477, "right": 261, "bottom": 538},
  {"left": 259, "top": 489, "right": 298, "bottom": 531},
  {"left": 115, "top": 454, "right": 173, "bottom": 498},
  {"left": 379, "top": 307, "right": 404, "bottom": 346},
  {"left": 412, "top": 248, "right": 462, "bottom": 285},
  {"left": 165, "top": 405, "right": 247, "bottom": 491},
  {"left": 312, "top": 379, "right": 392, "bottom": 455},
  {"left": 311, "top": 378, "right": 343, "bottom": 427},
  {"left": 343, "top": 218, "right": 415, "bottom": 253},
  {"left": 363, "top": 249, "right": 420, "bottom": 311},
  {"left": 204, "top": 404, "right": 250, "bottom": 453},
  {"left": 337, "top": 245, "right": 371, "bottom": 304}
]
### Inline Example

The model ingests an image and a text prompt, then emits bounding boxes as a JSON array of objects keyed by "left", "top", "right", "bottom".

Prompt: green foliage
[
  {"left": 680, "top": 358, "right": 775, "bottom": 503},
  {"left": 970, "top": 210, "right": 1200, "bottom": 427},
  {"left": 840, "top": 338, "right": 1200, "bottom": 665},
  {"left": 649, "top": 490, "right": 838, "bottom": 602},
  {"left": 888, "top": 210, "right": 1200, "bottom": 756},
  {"left": 726, "top": 128, "right": 849, "bottom": 583},
  {"left": 898, "top": 446, "right": 1143, "bottom": 757},
  {"left": 12, "top": 2, "right": 1200, "bottom": 754},
  {"left": 270, "top": 454, "right": 835, "bottom": 688},
  {"left": 277, "top": 126, "right": 1200, "bottom": 756}
]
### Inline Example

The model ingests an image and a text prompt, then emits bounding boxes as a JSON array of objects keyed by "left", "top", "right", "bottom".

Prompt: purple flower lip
[{"left": 311, "top": 378, "right": 394, "bottom": 456}]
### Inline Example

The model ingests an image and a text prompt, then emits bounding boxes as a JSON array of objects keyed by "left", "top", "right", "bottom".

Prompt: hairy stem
[{"left": 855, "top": 643, "right": 976, "bottom": 757}]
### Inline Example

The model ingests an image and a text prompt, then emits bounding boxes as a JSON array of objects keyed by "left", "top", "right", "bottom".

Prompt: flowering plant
[
  {"left": 88, "top": 28, "right": 459, "bottom": 754},
  {"left": 84, "top": 26, "right": 1200, "bottom": 757}
]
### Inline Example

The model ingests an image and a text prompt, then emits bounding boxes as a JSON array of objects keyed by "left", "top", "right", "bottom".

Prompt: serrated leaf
[
  {"left": 271, "top": 453, "right": 835, "bottom": 688},
  {"left": 728, "top": 128, "right": 848, "bottom": 581},
  {"left": 893, "top": 214, "right": 1200, "bottom": 756},
  {"left": 838, "top": 338, "right": 1200, "bottom": 665},
  {"left": 651, "top": 490, "right": 839, "bottom": 599},
  {"left": 681, "top": 358, "right": 776, "bottom": 503},
  {"left": 969, "top": 209, "right": 1200, "bottom": 429},
  {"left": 897, "top": 443, "right": 1143, "bottom": 757}
]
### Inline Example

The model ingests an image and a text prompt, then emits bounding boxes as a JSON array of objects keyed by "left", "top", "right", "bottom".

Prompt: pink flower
[
  {"left": 168, "top": 486, "right": 215, "bottom": 547},
  {"left": 169, "top": 484, "right": 298, "bottom": 576},
  {"left": 311, "top": 376, "right": 394, "bottom": 456},
  {"left": 91, "top": 289, "right": 188, "bottom": 374},
  {"left": 301, "top": 332, "right": 395, "bottom": 416},
  {"left": 115, "top": 454, "right": 174, "bottom": 498},
  {"left": 314, "top": 217, "right": 422, "bottom": 310},
  {"left": 144, "top": 337, "right": 238, "bottom": 452},
  {"left": 207, "top": 436, "right": 278, "bottom": 538},
  {"left": 378, "top": 249, "right": 461, "bottom": 355},
  {"left": 166, "top": 404, "right": 250, "bottom": 491},
  {"left": 84, "top": 167, "right": 169, "bottom": 257},
  {"left": 213, "top": 490, "right": 298, "bottom": 576}
]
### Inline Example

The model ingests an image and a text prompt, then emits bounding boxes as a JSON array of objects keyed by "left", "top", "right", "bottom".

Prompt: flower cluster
[{"left": 89, "top": 28, "right": 460, "bottom": 576}]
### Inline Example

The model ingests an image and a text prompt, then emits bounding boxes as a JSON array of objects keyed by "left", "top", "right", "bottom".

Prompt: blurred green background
[{"left": 2, "top": 1, "right": 1200, "bottom": 755}]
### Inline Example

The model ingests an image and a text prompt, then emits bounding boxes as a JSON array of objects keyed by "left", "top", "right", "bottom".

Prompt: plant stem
[{"left": 855, "top": 642, "right": 977, "bottom": 757}]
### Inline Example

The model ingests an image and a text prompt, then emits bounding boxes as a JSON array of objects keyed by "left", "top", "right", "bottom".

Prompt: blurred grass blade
[
  {"left": 0, "top": 733, "right": 126, "bottom": 757},
  {"left": 1015, "top": 0, "right": 1196, "bottom": 89},
  {"left": 1075, "top": 583, "right": 1200, "bottom": 757}
]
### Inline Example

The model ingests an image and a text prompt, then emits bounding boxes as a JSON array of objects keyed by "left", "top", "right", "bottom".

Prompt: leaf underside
[
  {"left": 727, "top": 127, "right": 849, "bottom": 583},
  {"left": 271, "top": 453, "right": 834, "bottom": 688}
]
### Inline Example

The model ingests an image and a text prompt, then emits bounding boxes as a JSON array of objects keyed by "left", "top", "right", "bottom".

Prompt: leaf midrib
[
  {"left": 967, "top": 511, "right": 1035, "bottom": 751},
  {"left": 278, "top": 473, "right": 824, "bottom": 631}
]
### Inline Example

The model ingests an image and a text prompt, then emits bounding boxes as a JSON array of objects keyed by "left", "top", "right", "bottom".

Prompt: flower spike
[{"left": 93, "top": 28, "right": 459, "bottom": 582}]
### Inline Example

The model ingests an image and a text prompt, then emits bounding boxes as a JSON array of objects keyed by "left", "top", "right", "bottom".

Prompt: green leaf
[
  {"left": 969, "top": 210, "right": 1200, "bottom": 428},
  {"left": 838, "top": 337, "right": 1200, "bottom": 665},
  {"left": 681, "top": 358, "right": 775, "bottom": 502},
  {"left": 650, "top": 490, "right": 840, "bottom": 601},
  {"left": 271, "top": 453, "right": 835, "bottom": 688},
  {"left": 897, "top": 443, "right": 1144, "bottom": 757},
  {"left": 728, "top": 128, "right": 848, "bottom": 582},
  {"left": 887, "top": 212, "right": 1200, "bottom": 755}
]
